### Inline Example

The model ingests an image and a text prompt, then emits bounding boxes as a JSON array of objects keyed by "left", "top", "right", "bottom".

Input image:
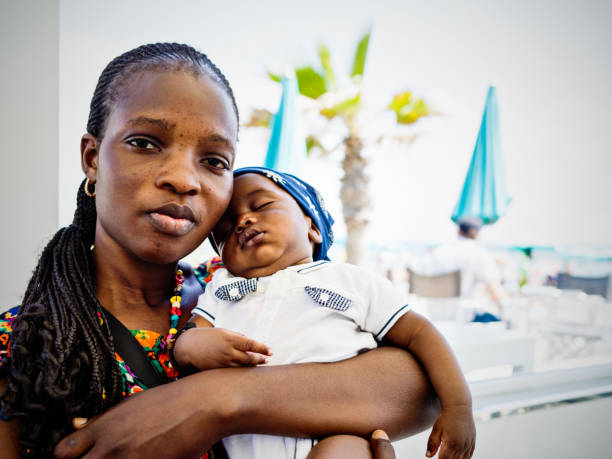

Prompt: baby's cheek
[{"left": 221, "top": 245, "right": 241, "bottom": 270}]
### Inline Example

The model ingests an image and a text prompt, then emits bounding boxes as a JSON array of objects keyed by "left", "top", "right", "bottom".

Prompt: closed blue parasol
[
  {"left": 451, "top": 86, "right": 511, "bottom": 225},
  {"left": 263, "top": 76, "right": 306, "bottom": 174}
]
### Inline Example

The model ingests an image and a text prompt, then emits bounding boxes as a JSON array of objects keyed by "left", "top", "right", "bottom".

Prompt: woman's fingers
[
  {"left": 72, "top": 417, "right": 89, "bottom": 430},
  {"left": 370, "top": 430, "right": 396, "bottom": 459},
  {"left": 54, "top": 427, "right": 95, "bottom": 458}
]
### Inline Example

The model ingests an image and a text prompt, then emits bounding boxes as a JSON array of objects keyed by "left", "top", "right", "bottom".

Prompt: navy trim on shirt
[
  {"left": 375, "top": 304, "right": 410, "bottom": 340},
  {"left": 296, "top": 261, "right": 329, "bottom": 273},
  {"left": 193, "top": 307, "right": 215, "bottom": 323}
]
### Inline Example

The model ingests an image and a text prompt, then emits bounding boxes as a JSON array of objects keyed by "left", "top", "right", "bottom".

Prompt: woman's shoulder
[
  {"left": 0, "top": 306, "right": 19, "bottom": 334},
  {"left": 0, "top": 306, "right": 19, "bottom": 369},
  {"left": 193, "top": 256, "right": 225, "bottom": 289}
]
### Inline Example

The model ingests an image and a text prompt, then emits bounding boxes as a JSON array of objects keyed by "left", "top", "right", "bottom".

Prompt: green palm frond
[
  {"left": 388, "top": 91, "right": 429, "bottom": 124},
  {"left": 267, "top": 71, "right": 282, "bottom": 83},
  {"left": 351, "top": 31, "right": 371, "bottom": 78},
  {"left": 318, "top": 45, "right": 337, "bottom": 91},
  {"left": 320, "top": 94, "right": 361, "bottom": 120},
  {"left": 295, "top": 66, "right": 328, "bottom": 99}
]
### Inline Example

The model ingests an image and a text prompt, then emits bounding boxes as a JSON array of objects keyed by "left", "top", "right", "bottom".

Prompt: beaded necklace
[{"left": 167, "top": 268, "right": 185, "bottom": 342}]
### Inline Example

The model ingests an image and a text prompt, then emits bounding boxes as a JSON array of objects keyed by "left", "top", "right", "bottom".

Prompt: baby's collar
[{"left": 214, "top": 261, "right": 330, "bottom": 302}]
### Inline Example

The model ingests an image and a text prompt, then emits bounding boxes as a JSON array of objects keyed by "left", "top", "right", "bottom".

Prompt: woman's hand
[
  {"left": 174, "top": 327, "right": 272, "bottom": 370},
  {"left": 370, "top": 430, "right": 396, "bottom": 459},
  {"left": 426, "top": 405, "right": 476, "bottom": 459},
  {"left": 55, "top": 374, "right": 229, "bottom": 458},
  {"left": 63, "top": 424, "right": 397, "bottom": 459}
]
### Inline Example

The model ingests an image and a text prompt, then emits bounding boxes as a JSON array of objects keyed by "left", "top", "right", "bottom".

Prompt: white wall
[
  {"left": 0, "top": 1, "right": 59, "bottom": 308},
  {"left": 58, "top": 0, "right": 612, "bottom": 252}
]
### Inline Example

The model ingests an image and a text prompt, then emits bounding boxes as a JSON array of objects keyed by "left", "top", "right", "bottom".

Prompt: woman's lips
[{"left": 148, "top": 212, "right": 195, "bottom": 237}]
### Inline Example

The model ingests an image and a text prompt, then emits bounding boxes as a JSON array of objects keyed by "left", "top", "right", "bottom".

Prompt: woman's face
[{"left": 82, "top": 69, "right": 237, "bottom": 264}]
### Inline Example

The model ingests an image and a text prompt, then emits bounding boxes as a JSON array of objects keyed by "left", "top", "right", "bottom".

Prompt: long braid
[
  {"left": 0, "top": 43, "right": 239, "bottom": 457},
  {"left": 1, "top": 182, "right": 121, "bottom": 456}
]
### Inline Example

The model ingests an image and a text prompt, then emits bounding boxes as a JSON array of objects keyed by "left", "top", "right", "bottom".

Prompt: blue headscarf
[{"left": 210, "top": 167, "right": 335, "bottom": 261}]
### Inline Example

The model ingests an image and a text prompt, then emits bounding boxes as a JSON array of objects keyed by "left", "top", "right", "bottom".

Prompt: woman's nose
[{"left": 155, "top": 151, "right": 201, "bottom": 195}]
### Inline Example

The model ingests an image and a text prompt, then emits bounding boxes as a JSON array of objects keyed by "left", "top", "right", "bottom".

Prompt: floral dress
[{"left": 0, "top": 257, "right": 225, "bottom": 456}]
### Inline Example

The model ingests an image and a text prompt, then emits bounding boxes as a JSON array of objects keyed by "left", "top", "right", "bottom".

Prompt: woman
[{"left": 0, "top": 43, "right": 438, "bottom": 458}]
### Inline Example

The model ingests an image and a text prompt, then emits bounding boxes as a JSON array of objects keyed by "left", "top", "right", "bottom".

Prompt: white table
[{"left": 434, "top": 320, "right": 536, "bottom": 374}]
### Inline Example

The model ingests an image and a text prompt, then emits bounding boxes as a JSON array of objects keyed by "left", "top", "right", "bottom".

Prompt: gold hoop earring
[{"left": 84, "top": 178, "right": 96, "bottom": 197}]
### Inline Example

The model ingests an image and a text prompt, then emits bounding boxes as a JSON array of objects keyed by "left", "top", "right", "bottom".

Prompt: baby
[{"left": 173, "top": 167, "right": 475, "bottom": 459}]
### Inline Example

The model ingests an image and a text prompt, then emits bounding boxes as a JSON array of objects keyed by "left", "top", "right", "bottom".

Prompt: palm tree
[{"left": 246, "top": 31, "right": 430, "bottom": 265}]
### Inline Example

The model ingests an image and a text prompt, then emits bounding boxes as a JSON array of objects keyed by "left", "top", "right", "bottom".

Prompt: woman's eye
[
  {"left": 126, "top": 138, "right": 159, "bottom": 150},
  {"left": 202, "top": 157, "right": 229, "bottom": 170}
]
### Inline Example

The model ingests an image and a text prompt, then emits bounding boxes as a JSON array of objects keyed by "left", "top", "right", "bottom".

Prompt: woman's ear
[
  {"left": 307, "top": 218, "right": 323, "bottom": 244},
  {"left": 81, "top": 133, "right": 99, "bottom": 182}
]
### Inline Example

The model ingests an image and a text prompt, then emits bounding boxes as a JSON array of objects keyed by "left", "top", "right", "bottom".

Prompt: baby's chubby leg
[{"left": 307, "top": 435, "right": 372, "bottom": 459}]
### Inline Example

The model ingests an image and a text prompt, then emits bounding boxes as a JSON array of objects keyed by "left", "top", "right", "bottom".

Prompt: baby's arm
[
  {"left": 384, "top": 311, "right": 476, "bottom": 459},
  {"left": 173, "top": 314, "right": 273, "bottom": 371}
]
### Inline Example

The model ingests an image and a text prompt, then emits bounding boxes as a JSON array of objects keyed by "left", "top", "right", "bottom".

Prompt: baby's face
[{"left": 212, "top": 173, "right": 321, "bottom": 278}]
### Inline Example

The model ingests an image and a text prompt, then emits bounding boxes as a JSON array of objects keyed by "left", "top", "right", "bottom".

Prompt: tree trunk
[{"left": 340, "top": 134, "right": 370, "bottom": 266}]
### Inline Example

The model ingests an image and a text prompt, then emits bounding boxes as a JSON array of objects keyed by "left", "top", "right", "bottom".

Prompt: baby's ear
[{"left": 307, "top": 218, "right": 323, "bottom": 244}]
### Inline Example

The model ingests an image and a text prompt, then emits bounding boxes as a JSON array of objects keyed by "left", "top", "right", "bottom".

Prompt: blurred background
[{"left": 2, "top": 0, "right": 611, "bottom": 457}]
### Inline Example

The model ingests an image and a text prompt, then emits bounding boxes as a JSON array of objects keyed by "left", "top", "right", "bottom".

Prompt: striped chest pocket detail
[
  {"left": 215, "top": 278, "right": 258, "bottom": 302},
  {"left": 304, "top": 286, "right": 352, "bottom": 312}
]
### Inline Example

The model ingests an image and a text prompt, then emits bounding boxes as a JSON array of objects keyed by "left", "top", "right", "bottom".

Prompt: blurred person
[{"left": 410, "top": 217, "right": 505, "bottom": 319}]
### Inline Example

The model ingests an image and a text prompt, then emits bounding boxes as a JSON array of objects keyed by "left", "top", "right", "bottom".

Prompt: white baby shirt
[{"left": 192, "top": 260, "right": 410, "bottom": 459}]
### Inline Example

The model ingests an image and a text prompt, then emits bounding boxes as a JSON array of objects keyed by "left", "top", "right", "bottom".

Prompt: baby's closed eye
[{"left": 253, "top": 201, "right": 273, "bottom": 211}]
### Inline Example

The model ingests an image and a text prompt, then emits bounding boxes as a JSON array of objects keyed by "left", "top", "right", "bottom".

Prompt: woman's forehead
[{"left": 108, "top": 70, "right": 238, "bottom": 142}]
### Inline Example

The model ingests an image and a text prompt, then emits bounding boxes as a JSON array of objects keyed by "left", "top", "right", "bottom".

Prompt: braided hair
[{"left": 0, "top": 43, "right": 239, "bottom": 457}]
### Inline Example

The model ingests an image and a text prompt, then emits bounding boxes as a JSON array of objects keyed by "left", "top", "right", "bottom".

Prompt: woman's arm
[
  {"left": 0, "top": 380, "right": 20, "bottom": 459},
  {"left": 54, "top": 347, "right": 439, "bottom": 458}
]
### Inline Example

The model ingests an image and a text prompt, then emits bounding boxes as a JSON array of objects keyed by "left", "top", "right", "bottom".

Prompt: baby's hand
[
  {"left": 173, "top": 327, "right": 273, "bottom": 371},
  {"left": 426, "top": 405, "right": 475, "bottom": 459}
]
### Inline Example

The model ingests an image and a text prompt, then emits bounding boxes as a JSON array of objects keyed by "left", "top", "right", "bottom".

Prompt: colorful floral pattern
[
  {"left": 116, "top": 329, "right": 176, "bottom": 396},
  {"left": 0, "top": 307, "right": 16, "bottom": 366},
  {"left": 195, "top": 256, "right": 224, "bottom": 287}
]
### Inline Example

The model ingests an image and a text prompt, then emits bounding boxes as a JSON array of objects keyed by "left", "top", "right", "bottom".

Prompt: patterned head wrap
[{"left": 210, "top": 167, "right": 335, "bottom": 261}]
